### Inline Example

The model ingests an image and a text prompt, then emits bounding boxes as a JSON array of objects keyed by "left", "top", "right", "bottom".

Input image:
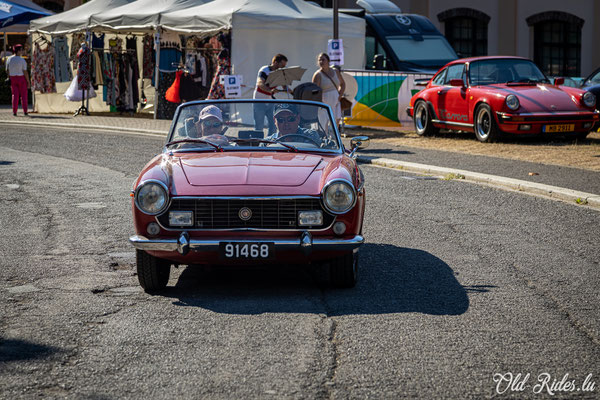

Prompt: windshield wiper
[
  {"left": 229, "top": 138, "right": 298, "bottom": 152},
  {"left": 165, "top": 138, "right": 223, "bottom": 152}
]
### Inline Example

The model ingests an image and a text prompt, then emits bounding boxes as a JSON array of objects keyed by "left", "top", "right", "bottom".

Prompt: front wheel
[
  {"left": 136, "top": 250, "right": 171, "bottom": 293},
  {"left": 330, "top": 252, "right": 358, "bottom": 288},
  {"left": 474, "top": 104, "right": 502, "bottom": 143},
  {"left": 413, "top": 101, "right": 439, "bottom": 136}
]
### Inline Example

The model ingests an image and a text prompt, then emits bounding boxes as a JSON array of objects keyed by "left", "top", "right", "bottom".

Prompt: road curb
[
  {"left": 1, "top": 120, "right": 168, "bottom": 136},
  {"left": 357, "top": 156, "right": 600, "bottom": 210}
]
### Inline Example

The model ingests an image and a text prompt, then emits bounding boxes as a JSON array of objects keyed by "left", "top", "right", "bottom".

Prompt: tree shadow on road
[
  {"left": 0, "top": 338, "right": 61, "bottom": 362},
  {"left": 165, "top": 243, "right": 472, "bottom": 316}
]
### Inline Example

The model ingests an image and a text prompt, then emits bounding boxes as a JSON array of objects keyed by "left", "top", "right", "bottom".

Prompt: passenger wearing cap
[{"left": 268, "top": 103, "right": 322, "bottom": 145}]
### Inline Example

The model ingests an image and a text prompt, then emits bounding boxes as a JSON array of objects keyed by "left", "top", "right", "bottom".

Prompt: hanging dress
[{"left": 207, "top": 52, "right": 231, "bottom": 100}]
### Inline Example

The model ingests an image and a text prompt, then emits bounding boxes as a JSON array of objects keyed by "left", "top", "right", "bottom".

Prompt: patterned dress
[
  {"left": 207, "top": 56, "right": 230, "bottom": 100},
  {"left": 77, "top": 45, "right": 92, "bottom": 90},
  {"left": 32, "top": 43, "right": 56, "bottom": 94}
]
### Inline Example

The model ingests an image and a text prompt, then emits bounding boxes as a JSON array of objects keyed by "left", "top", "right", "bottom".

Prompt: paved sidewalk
[
  {"left": 2, "top": 107, "right": 599, "bottom": 210},
  {"left": 0, "top": 107, "right": 171, "bottom": 135}
]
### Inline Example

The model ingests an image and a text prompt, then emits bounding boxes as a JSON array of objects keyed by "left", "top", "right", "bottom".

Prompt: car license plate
[
  {"left": 543, "top": 124, "right": 574, "bottom": 133},
  {"left": 220, "top": 242, "right": 274, "bottom": 259}
]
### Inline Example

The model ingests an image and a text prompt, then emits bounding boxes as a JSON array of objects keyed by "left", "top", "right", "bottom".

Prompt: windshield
[
  {"left": 385, "top": 35, "right": 457, "bottom": 67},
  {"left": 168, "top": 100, "right": 341, "bottom": 153},
  {"left": 469, "top": 59, "right": 549, "bottom": 86}
]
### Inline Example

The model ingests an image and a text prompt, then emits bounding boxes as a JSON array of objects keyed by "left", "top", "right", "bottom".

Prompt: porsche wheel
[
  {"left": 330, "top": 252, "right": 358, "bottom": 288},
  {"left": 474, "top": 104, "right": 502, "bottom": 143},
  {"left": 413, "top": 101, "right": 439, "bottom": 136},
  {"left": 136, "top": 250, "right": 171, "bottom": 293}
]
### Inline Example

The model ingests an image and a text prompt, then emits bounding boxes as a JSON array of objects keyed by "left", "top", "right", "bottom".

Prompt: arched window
[
  {"left": 527, "top": 12, "right": 583, "bottom": 77},
  {"left": 438, "top": 8, "right": 490, "bottom": 57}
]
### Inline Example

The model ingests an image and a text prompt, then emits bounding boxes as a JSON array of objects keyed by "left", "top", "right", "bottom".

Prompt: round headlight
[
  {"left": 505, "top": 94, "right": 520, "bottom": 111},
  {"left": 322, "top": 180, "right": 356, "bottom": 214},
  {"left": 135, "top": 181, "right": 169, "bottom": 215},
  {"left": 583, "top": 91, "right": 596, "bottom": 108}
]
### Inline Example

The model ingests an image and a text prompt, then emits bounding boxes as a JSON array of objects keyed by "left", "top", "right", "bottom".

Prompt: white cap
[{"left": 198, "top": 105, "right": 223, "bottom": 121}]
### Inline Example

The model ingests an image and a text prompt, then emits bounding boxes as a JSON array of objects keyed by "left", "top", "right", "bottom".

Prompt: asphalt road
[
  {"left": 353, "top": 140, "right": 600, "bottom": 195},
  {"left": 1, "top": 125, "right": 599, "bottom": 399}
]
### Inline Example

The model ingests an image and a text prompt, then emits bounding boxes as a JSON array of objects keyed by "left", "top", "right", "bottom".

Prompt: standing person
[
  {"left": 312, "top": 52, "right": 346, "bottom": 126},
  {"left": 253, "top": 53, "right": 290, "bottom": 134},
  {"left": 5, "top": 45, "right": 30, "bottom": 116}
]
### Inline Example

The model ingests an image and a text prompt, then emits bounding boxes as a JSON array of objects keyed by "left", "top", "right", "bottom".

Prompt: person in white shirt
[
  {"left": 253, "top": 53, "right": 290, "bottom": 134},
  {"left": 5, "top": 44, "right": 30, "bottom": 116}
]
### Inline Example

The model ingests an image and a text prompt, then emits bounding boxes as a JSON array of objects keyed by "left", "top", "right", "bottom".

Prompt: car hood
[
  {"left": 178, "top": 152, "right": 324, "bottom": 187},
  {"left": 487, "top": 84, "right": 583, "bottom": 112}
]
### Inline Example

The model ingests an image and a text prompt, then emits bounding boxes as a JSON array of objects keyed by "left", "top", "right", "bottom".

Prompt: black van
[{"left": 341, "top": 0, "right": 458, "bottom": 73}]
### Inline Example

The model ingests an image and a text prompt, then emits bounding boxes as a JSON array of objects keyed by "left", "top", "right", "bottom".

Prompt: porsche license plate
[
  {"left": 543, "top": 124, "right": 574, "bottom": 133},
  {"left": 220, "top": 242, "right": 274, "bottom": 259}
]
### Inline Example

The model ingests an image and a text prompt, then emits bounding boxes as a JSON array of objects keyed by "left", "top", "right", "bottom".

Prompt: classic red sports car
[
  {"left": 407, "top": 56, "right": 599, "bottom": 142},
  {"left": 129, "top": 99, "right": 369, "bottom": 292}
]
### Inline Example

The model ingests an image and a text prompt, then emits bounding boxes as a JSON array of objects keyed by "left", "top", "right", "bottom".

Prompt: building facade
[
  {"left": 333, "top": 0, "right": 600, "bottom": 77},
  {"left": 33, "top": 0, "right": 83, "bottom": 13}
]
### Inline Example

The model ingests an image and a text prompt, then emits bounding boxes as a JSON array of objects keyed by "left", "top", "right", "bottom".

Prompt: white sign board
[
  {"left": 220, "top": 75, "right": 243, "bottom": 98},
  {"left": 328, "top": 39, "right": 344, "bottom": 66}
]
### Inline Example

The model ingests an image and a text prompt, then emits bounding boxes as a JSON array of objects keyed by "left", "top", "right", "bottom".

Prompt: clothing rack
[{"left": 182, "top": 47, "right": 223, "bottom": 53}]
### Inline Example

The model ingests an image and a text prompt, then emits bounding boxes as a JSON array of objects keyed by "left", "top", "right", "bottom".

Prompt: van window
[
  {"left": 365, "top": 32, "right": 390, "bottom": 69},
  {"left": 385, "top": 36, "right": 457, "bottom": 67}
]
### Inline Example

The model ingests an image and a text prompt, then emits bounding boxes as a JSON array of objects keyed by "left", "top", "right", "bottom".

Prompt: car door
[
  {"left": 437, "top": 63, "right": 470, "bottom": 126},
  {"left": 426, "top": 67, "right": 447, "bottom": 119}
]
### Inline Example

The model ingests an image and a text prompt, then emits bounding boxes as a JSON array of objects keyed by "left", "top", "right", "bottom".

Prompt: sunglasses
[
  {"left": 275, "top": 116, "right": 297, "bottom": 123},
  {"left": 202, "top": 120, "right": 223, "bottom": 128}
]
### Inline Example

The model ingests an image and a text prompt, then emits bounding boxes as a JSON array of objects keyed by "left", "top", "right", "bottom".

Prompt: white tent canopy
[
  {"left": 88, "top": 0, "right": 210, "bottom": 32},
  {"left": 29, "top": 0, "right": 133, "bottom": 34},
  {"left": 161, "top": 0, "right": 366, "bottom": 98}
]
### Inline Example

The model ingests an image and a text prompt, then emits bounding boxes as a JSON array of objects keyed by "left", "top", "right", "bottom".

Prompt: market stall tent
[
  {"left": 160, "top": 0, "right": 366, "bottom": 98},
  {"left": 29, "top": 0, "right": 133, "bottom": 35},
  {"left": 88, "top": 0, "right": 211, "bottom": 32}
]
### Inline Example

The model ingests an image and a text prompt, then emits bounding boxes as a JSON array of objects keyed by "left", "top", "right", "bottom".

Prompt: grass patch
[
  {"left": 444, "top": 173, "right": 466, "bottom": 180},
  {"left": 575, "top": 198, "right": 588, "bottom": 205}
]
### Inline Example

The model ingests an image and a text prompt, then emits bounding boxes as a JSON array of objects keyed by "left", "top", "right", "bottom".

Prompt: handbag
[{"left": 339, "top": 96, "right": 352, "bottom": 111}]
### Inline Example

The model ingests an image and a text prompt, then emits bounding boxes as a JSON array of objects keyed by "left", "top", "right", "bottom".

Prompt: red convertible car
[
  {"left": 407, "top": 56, "right": 599, "bottom": 142},
  {"left": 129, "top": 100, "right": 369, "bottom": 292}
]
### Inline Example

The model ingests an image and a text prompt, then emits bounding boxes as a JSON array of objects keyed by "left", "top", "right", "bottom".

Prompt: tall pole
[{"left": 333, "top": 0, "right": 339, "bottom": 40}]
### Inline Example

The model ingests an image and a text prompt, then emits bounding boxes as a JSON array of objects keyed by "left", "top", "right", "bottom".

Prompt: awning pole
[
  {"left": 154, "top": 29, "right": 160, "bottom": 120},
  {"left": 333, "top": 0, "right": 339, "bottom": 40}
]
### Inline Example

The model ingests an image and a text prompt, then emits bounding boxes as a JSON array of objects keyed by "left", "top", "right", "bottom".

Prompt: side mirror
[
  {"left": 349, "top": 136, "right": 370, "bottom": 158},
  {"left": 449, "top": 79, "right": 465, "bottom": 87},
  {"left": 554, "top": 77, "right": 565, "bottom": 86},
  {"left": 373, "top": 54, "right": 385, "bottom": 70}
]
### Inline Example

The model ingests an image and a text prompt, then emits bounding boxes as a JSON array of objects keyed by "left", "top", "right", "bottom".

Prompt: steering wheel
[{"left": 277, "top": 134, "right": 321, "bottom": 147}]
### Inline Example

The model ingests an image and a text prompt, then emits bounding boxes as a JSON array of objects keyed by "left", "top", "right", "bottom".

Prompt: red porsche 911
[{"left": 407, "top": 56, "right": 599, "bottom": 142}]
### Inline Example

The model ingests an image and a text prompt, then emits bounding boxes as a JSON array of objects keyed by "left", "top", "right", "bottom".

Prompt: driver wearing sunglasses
[
  {"left": 193, "top": 105, "right": 230, "bottom": 145},
  {"left": 267, "top": 103, "right": 321, "bottom": 144}
]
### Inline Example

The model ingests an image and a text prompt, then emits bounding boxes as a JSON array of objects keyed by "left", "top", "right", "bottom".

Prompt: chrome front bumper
[{"left": 129, "top": 231, "right": 364, "bottom": 256}]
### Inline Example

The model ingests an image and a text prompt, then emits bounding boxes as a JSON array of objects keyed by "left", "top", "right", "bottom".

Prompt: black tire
[
  {"left": 330, "top": 252, "right": 358, "bottom": 288},
  {"left": 474, "top": 103, "right": 502, "bottom": 142},
  {"left": 573, "top": 131, "right": 589, "bottom": 141},
  {"left": 136, "top": 250, "right": 171, "bottom": 293},
  {"left": 413, "top": 101, "right": 439, "bottom": 136}
]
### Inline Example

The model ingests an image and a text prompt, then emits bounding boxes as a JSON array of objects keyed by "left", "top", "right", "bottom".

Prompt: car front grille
[{"left": 157, "top": 197, "right": 335, "bottom": 230}]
